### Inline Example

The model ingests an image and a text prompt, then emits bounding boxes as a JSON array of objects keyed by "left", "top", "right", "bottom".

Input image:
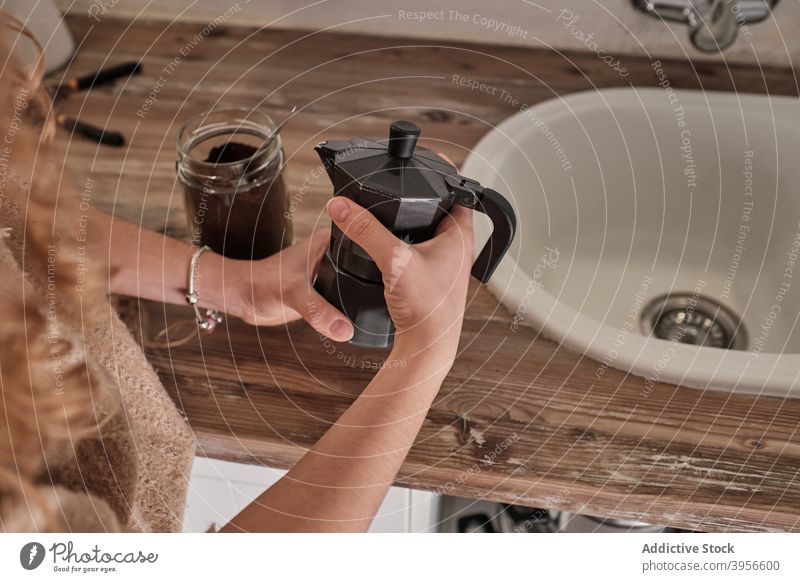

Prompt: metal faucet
[{"left": 632, "top": 0, "right": 779, "bottom": 52}]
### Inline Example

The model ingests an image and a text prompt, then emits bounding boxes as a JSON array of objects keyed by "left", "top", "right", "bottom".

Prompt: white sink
[{"left": 467, "top": 87, "right": 800, "bottom": 398}]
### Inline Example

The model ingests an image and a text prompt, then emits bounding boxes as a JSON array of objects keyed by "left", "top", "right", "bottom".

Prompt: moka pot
[{"left": 314, "top": 120, "right": 516, "bottom": 347}]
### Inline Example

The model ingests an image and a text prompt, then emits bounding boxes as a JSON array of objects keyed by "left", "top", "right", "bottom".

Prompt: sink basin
[{"left": 466, "top": 87, "right": 800, "bottom": 398}]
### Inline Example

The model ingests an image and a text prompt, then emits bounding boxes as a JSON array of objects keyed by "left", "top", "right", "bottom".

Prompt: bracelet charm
[{"left": 186, "top": 245, "right": 223, "bottom": 333}]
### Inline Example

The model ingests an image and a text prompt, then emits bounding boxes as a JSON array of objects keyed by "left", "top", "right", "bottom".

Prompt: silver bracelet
[{"left": 186, "top": 245, "right": 223, "bottom": 333}]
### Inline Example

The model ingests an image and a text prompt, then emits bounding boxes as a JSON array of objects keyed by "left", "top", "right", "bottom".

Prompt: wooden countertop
[{"left": 58, "top": 15, "right": 800, "bottom": 532}]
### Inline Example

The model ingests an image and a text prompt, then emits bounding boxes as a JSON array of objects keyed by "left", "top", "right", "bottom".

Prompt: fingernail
[
  {"left": 329, "top": 319, "right": 352, "bottom": 340},
  {"left": 327, "top": 198, "right": 350, "bottom": 223}
]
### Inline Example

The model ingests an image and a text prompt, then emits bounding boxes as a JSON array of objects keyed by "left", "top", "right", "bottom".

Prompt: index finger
[{"left": 435, "top": 204, "right": 473, "bottom": 243}]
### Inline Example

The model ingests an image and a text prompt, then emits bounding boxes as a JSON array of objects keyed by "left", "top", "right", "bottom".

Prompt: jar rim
[{"left": 176, "top": 106, "right": 281, "bottom": 168}]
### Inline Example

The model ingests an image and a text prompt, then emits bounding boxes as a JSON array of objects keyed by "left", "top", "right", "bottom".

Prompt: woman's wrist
[
  {"left": 391, "top": 331, "right": 458, "bottom": 381},
  {"left": 195, "top": 250, "right": 246, "bottom": 318}
]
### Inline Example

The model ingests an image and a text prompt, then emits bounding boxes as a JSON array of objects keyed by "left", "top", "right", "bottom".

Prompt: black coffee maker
[{"left": 314, "top": 120, "right": 516, "bottom": 347}]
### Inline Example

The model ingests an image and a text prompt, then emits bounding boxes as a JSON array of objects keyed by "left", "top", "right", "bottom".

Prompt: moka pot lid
[{"left": 315, "top": 120, "right": 458, "bottom": 201}]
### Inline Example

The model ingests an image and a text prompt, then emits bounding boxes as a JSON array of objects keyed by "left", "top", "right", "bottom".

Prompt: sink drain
[{"left": 640, "top": 294, "right": 747, "bottom": 350}]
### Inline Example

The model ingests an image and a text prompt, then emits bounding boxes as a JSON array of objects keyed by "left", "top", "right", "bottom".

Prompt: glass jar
[{"left": 176, "top": 107, "right": 293, "bottom": 260}]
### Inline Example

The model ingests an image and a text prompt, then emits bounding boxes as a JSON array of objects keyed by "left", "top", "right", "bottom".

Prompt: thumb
[
  {"left": 290, "top": 285, "right": 354, "bottom": 342},
  {"left": 326, "top": 197, "right": 402, "bottom": 274}
]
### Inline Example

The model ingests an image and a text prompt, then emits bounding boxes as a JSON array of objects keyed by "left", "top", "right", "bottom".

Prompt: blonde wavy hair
[{"left": 0, "top": 13, "right": 108, "bottom": 531}]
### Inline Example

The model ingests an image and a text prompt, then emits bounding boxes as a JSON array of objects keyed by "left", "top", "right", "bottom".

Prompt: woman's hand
[
  {"left": 223, "top": 229, "right": 354, "bottom": 342},
  {"left": 324, "top": 196, "right": 473, "bottom": 367},
  {"left": 223, "top": 192, "right": 475, "bottom": 533}
]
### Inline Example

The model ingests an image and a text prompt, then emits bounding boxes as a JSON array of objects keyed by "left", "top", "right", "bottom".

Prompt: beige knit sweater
[{"left": 1, "top": 199, "right": 195, "bottom": 532}]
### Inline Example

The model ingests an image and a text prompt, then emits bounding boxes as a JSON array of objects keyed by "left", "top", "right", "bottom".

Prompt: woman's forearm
[
  {"left": 221, "top": 339, "right": 452, "bottom": 532},
  {"left": 87, "top": 206, "right": 232, "bottom": 312},
  {"left": 86, "top": 206, "right": 356, "bottom": 338}
]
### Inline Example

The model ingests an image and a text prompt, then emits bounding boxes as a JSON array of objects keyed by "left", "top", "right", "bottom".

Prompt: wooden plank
[{"left": 73, "top": 15, "right": 800, "bottom": 532}]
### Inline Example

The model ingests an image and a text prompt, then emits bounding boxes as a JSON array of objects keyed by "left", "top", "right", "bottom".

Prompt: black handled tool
[
  {"left": 50, "top": 61, "right": 141, "bottom": 146},
  {"left": 54, "top": 61, "right": 142, "bottom": 101},
  {"left": 57, "top": 115, "right": 125, "bottom": 147}
]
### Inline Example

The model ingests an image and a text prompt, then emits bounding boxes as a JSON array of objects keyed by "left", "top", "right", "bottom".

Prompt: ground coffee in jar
[{"left": 176, "top": 108, "right": 293, "bottom": 260}]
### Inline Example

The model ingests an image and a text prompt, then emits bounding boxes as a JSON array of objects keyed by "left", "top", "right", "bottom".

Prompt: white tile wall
[{"left": 183, "top": 456, "right": 440, "bottom": 533}]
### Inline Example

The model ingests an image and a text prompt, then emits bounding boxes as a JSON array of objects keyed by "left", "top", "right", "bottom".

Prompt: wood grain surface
[{"left": 59, "top": 14, "right": 800, "bottom": 532}]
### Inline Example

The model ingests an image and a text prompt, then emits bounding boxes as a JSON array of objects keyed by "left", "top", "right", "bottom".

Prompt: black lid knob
[{"left": 388, "top": 120, "right": 420, "bottom": 159}]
